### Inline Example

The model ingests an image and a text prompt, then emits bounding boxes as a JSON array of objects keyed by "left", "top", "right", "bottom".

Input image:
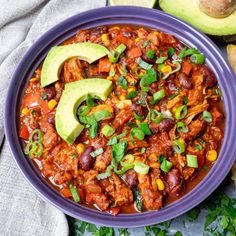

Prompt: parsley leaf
[{"left": 112, "top": 140, "right": 127, "bottom": 163}]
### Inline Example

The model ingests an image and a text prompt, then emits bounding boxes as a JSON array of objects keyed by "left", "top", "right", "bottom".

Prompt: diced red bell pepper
[
  {"left": 182, "top": 61, "right": 193, "bottom": 76},
  {"left": 19, "top": 125, "right": 29, "bottom": 140},
  {"left": 127, "top": 47, "right": 142, "bottom": 59}
]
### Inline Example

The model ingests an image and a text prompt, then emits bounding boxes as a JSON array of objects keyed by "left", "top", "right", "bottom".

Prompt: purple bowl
[{"left": 4, "top": 6, "right": 236, "bottom": 227}]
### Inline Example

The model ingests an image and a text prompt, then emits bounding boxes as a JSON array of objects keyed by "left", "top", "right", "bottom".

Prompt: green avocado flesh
[
  {"left": 55, "top": 79, "right": 113, "bottom": 144},
  {"left": 41, "top": 42, "right": 109, "bottom": 87},
  {"left": 160, "top": 0, "right": 236, "bottom": 36}
]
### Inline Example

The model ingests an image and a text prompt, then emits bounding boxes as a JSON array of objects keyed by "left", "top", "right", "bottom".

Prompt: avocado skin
[
  {"left": 41, "top": 42, "right": 109, "bottom": 87},
  {"left": 159, "top": 0, "right": 236, "bottom": 43},
  {"left": 55, "top": 79, "right": 113, "bottom": 144}
]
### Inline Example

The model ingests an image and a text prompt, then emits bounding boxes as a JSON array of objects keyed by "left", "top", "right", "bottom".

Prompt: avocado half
[
  {"left": 160, "top": 0, "right": 236, "bottom": 42},
  {"left": 41, "top": 42, "right": 109, "bottom": 87},
  {"left": 55, "top": 79, "right": 113, "bottom": 144}
]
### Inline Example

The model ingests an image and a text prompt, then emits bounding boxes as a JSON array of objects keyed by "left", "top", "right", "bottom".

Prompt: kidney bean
[
  {"left": 79, "top": 146, "right": 95, "bottom": 171},
  {"left": 201, "top": 65, "right": 217, "bottom": 88},
  {"left": 178, "top": 72, "right": 193, "bottom": 89},
  {"left": 47, "top": 113, "right": 55, "bottom": 125},
  {"left": 158, "top": 119, "right": 175, "bottom": 132},
  {"left": 165, "top": 168, "right": 183, "bottom": 196},
  {"left": 42, "top": 87, "right": 56, "bottom": 100},
  {"left": 124, "top": 170, "right": 138, "bottom": 188},
  {"left": 167, "top": 80, "right": 178, "bottom": 92},
  {"left": 131, "top": 104, "right": 148, "bottom": 117}
]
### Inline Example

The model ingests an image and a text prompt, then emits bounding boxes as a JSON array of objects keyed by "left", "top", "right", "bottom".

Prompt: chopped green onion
[
  {"left": 134, "top": 162, "right": 150, "bottom": 174},
  {"left": 190, "top": 54, "right": 205, "bottom": 64},
  {"left": 69, "top": 184, "right": 80, "bottom": 202},
  {"left": 168, "top": 93, "right": 179, "bottom": 100},
  {"left": 157, "top": 64, "right": 165, "bottom": 72},
  {"left": 109, "top": 69, "right": 115, "bottom": 77},
  {"left": 133, "top": 112, "right": 144, "bottom": 121},
  {"left": 120, "top": 154, "right": 135, "bottom": 167},
  {"left": 183, "top": 95, "right": 188, "bottom": 105},
  {"left": 96, "top": 172, "right": 111, "bottom": 180},
  {"left": 202, "top": 111, "right": 212, "bottom": 123},
  {"left": 117, "top": 76, "right": 128, "bottom": 90},
  {"left": 101, "top": 125, "right": 115, "bottom": 137},
  {"left": 168, "top": 47, "right": 175, "bottom": 58},
  {"left": 160, "top": 159, "right": 173, "bottom": 173},
  {"left": 186, "top": 154, "right": 198, "bottom": 168},
  {"left": 175, "top": 105, "right": 188, "bottom": 120},
  {"left": 29, "top": 129, "right": 43, "bottom": 143},
  {"left": 173, "top": 140, "right": 185, "bottom": 154},
  {"left": 86, "top": 94, "right": 96, "bottom": 107},
  {"left": 93, "top": 110, "right": 111, "bottom": 122},
  {"left": 195, "top": 144, "right": 203, "bottom": 151},
  {"left": 137, "top": 57, "right": 153, "bottom": 70},
  {"left": 178, "top": 47, "right": 200, "bottom": 59},
  {"left": 108, "top": 43, "right": 126, "bottom": 63},
  {"left": 90, "top": 148, "right": 104, "bottom": 158},
  {"left": 149, "top": 109, "right": 163, "bottom": 124},
  {"left": 151, "top": 89, "right": 165, "bottom": 104},
  {"left": 130, "top": 128, "right": 145, "bottom": 141},
  {"left": 176, "top": 121, "right": 189, "bottom": 133},
  {"left": 140, "top": 147, "right": 146, "bottom": 154},
  {"left": 146, "top": 49, "right": 155, "bottom": 59},
  {"left": 142, "top": 40, "right": 150, "bottom": 48},
  {"left": 138, "top": 122, "right": 152, "bottom": 135},
  {"left": 126, "top": 90, "right": 137, "bottom": 99},
  {"left": 112, "top": 140, "right": 127, "bottom": 163},
  {"left": 139, "top": 68, "right": 157, "bottom": 92},
  {"left": 78, "top": 105, "right": 90, "bottom": 116},
  {"left": 107, "top": 132, "right": 127, "bottom": 145},
  {"left": 115, "top": 165, "right": 133, "bottom": 175},
  {"left": 162, "top": 61, "right": 182, "bottom": 80},
  {"left": 156, "top": 56, "right": 167, "bottom": 64},
  {"left": 89, "top": 122, "right": 98, "bottom": 138}
]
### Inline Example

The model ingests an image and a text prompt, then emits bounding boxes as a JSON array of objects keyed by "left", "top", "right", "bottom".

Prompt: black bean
[
  {"left": 91, "top": 26, "right": 108, "bottom": 36},
  {"left": 178, "top": 72, "right": 193, "bottom": 89},
  {"left": 124, "top": 170, "right": 138, "bottom": 188},
  {"left": 79, "top": 146, "right": 95, "bottom": 171},
  {"left": 42, "top": 87, "right": 56, "bottom": 100}
]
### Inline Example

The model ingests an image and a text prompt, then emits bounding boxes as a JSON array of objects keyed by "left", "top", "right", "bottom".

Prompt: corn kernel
[
  {"left": 116, "top": 99, "right": 132, "bottom": 109},
  {"left": 101, "top": 34, "right": 109, "bottom": 42},
  {"left": 110, "top": 26, "right": 120, "bottom": 30},
  {"left": 135, "top": 119, "right": 141, "bottom": 125},
  {"left": 21, "top": 107, "right": 29, "bottom": 115},
  {"left": 76, "top": 143, "right": 85, "bottom": 154},
  {"left": 207, "top": 150, "right": 217, "bottom": 162},
  {"left": 127, "top": 86, "right": 136, "bottom": 93},
  {"left": 149, "top": 153, "right": 158, "bottom": 162},
  {"left": 153, "top": 31, "right": 159, "bottom": 36},
  {"left": 106, "top": 76, "right": 113, "bottom": 81},
  {"left": 156, "top": 178, "right": 165, "bottom": 191},
  {"left": 48, "top": 99, "right": 57, "bottom": 110},
  {"left": 149, "top": 162, "right": 160, "bottom": 169},
  {"left": 161, "top": 65, "right": 172, "bottom": 74},
  {"left": 135, "top": 37, "right": 140, "bottom": 43},
  {"left": 119, "top": 95, "right": 126, "bottom": 101},
  {"left": 55, "top": 82, "right": 61, "bottom": 89},
  {"left": 30, "top": 77, "right": 38, "bottom": 82}
]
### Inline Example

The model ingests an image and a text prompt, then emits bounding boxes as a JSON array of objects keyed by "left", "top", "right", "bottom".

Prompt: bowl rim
[{"left": 4, "top": 6, "right": 236, "bottom": 228}]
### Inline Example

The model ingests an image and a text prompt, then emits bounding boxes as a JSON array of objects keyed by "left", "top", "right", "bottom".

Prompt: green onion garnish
[
  {"left": 117, "top": 76, "right": 128, "bottom": 90},
  {"left": 186, "top": 154, "right": 198, "bottom": 168},
  {"left": 168, "top": 47, "right": 175, "bottom": 58},
  {"left": 176, "top": 121, "right": 189, "bottom": 133},
  {"left": 90, "top": 148, "right": 104, "bottom": 158},
  {"left": 24, "top": 141, "right": 44, "bottom": 158},
  {"left": 133, "top": 112, "right": 144, "bottom": 121},
  {"left": 173, "top": 140, "right": 185, "bottom": 154},
  {"left": 138, "top": 122, "right": 152, "bottom": 135},
  {"left": 89, "top": 122, "right": 98, "bottom": 138},
  {"left": 190, "top": 54, "right": 205, "bottom": 64},
  {"left": 120, "top": 154, "right": 135, "bottom": 168},
  {"left": 108, "top": 43, "right": 126, "bottom": 63},
  {"left": 126, "top": 90, "right": 137, "bottom": 99},
  {"left": 29, "top": 129, "right": 43, "bottom": 143},
  {"left": 146, "top": 49, "right": 155, "bottom": 59},
  {"left": 151, "top": 89, "right": 165, "bottom": 104},
  {"left": 175, "top": 105, "right": 188, "bottom": 120},
  {"left": 101, "top": 125, "right": 115, "bottom": 137},
  {"left": 130, "top": 128, "right": 145, "bottom": 141},
  {"left": 69, "top": 184, "right": 80, "bottom": 202},
  {"left": 134, "top": 162, "right": 150, "bottom": 174},
  {"left": 137, "top": 57, "right": 153, "bottom": 70},
  {"left": 156, "top": 56, "right": 167, "bottom": 64},
  {"left": 160, "top": 159, "right": 173, "bottom": 173},
  {"left": 202, "top": 111, "right": 212, "bottom": 123},
  {"left": 162, "top": 61, "right": 182, "bottom": 80}
]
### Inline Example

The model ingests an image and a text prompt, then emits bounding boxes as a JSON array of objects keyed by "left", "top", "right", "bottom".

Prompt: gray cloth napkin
[{"left": 0, "top": 1, "right": 106, "bottom": 235}]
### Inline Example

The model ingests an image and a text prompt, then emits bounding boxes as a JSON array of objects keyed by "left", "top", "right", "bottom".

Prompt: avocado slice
[
  {"left": 160, "top": 0, "right": 236, "bottom": 37},
  {"left": 55, "top": 78, "right": 113, "bottom": 144},
  {"left": 41, "top": 42, "right": 109, "bottom": 87}
]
